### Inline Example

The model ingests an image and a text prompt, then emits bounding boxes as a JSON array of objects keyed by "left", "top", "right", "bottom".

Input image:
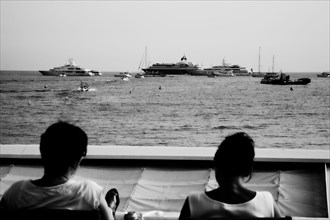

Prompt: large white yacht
[
  {"left": 142, "top": 55, "right": 207, "bottom": 76},
  {"left": 39, "top": 58, "right": 102, "bottom": 76}
]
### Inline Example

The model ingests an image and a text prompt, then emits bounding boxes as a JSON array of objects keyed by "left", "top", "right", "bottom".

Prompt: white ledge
[{"left": 0, "top": 144, "right": 329, "bottom": 163}]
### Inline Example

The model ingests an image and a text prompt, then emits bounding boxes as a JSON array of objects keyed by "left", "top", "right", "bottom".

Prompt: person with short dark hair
[
  {"left": 0, "top": 121, "right": 115, "bottom": 220},
  {"left": 179, "top": 132, "right": 282, "bottom": 219},
  {"left": 105, "top": 188, "right": 120, "bottom": 219}
]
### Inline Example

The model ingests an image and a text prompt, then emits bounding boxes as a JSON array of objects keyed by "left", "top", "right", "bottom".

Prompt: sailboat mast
[
  {"left": 145, "top": 46, "right": 148, "bottom": 68},
  {"left": 258, "top": 46, "right": 261, "bottom": 73},
  {"left": 272, "top": 55, "right": 275, "bottom": 73},
  {"left": 138, "top": 46, "right": 148, "bottom": 71}
]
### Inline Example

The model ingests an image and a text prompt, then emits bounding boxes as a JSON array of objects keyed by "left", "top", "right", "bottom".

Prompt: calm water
[{"left": 0, "top": 71, "right": 329, "bottom": 150}]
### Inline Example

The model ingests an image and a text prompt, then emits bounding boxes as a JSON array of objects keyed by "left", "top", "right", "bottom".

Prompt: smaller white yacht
[
  {"left": 39, "top": 58, "right": 102, "bottom": 76},
  {"left": 204, "top": 58, "right": 251, "bottom": 76}
]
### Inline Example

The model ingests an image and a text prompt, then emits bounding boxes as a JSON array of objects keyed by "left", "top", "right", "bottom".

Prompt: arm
[
  {"left": 273, "top": 201, "right": 283, "bottom": 218},
  {"left": 178, "top": 197, "right": 191, "bottom": 220},
  {"left": 99, "top": 196, "right": 114, "bottom": 220}
]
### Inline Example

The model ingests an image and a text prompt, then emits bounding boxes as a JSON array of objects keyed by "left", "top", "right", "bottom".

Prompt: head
[
  {"left": 105, "top": 188, "right": 120, "bottom": 212},
  {"left": 214, "top": 132, "right": 255, "bottom": 183},
  {"left": 40, "top": 121, "right": 88, "bottom": 176}
]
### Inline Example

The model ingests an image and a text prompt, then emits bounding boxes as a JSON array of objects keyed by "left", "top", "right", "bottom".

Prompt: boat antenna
[{"left": 68, "top": 58, "right": 75, "bottom": 66}]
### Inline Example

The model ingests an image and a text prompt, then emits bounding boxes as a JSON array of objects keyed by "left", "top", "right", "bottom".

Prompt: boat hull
[
  {"left": 143, "top": 73, "right": 167, "bottom": 77},
  {"left": 39, "top": 71, "right": 60, "bottom": 76},
  {"left": 143, "top": 68, "right": 207, "bottom": 76},
  {"left": 234, "top": 72, "right": 251, "bottom": 76},
  {"left": 39, "top": 70, "right": 93, "bottom": 76},
  {"left": 261, "top": 78, "right": 311, "bottom": 85},
  {"left": 205, "top": 70, "right": 235, "bottom": 77},
  {"left": 251, "top": 73, "right": 265, "bottom": 77}
]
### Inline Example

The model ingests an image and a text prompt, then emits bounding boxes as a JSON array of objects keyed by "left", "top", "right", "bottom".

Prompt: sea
[{"left": 0, "top": 71, "right": 329, "bottom": 150}]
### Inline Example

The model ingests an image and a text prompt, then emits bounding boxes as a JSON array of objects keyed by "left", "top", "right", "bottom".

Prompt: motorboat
[
  {"left": 79, "top": 82, "right": 89, "bottom": 92},
  {"left": 317, "top": 72, "right": 330, "bottom": 77},
  {"left": 135, "top": 73, "right": 145, "bottom": 78},
  {"left": 39, "top": 58, "right": 100, "bottom": 76},
  {"left": 114, "top": 72, "right": 132, "bottom": 78},
  {"left": 261, "top": 72, "right": 311, "bottom": 85}
]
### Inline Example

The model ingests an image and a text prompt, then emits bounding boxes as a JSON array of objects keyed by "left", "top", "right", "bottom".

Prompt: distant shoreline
[{"left": 0, "top": 70, "right": 325, "bottom": 75}]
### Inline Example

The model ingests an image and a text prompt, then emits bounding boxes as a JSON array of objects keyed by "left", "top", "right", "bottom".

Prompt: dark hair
[
  {"left": 105, "top": 188, "right": 120, "bottom": 212},
  {"left": 214, "top": 132, "right": 255, "bottom": 179},
  {"left": 40, "top": 121, "right": 88, "bottom": 175}
]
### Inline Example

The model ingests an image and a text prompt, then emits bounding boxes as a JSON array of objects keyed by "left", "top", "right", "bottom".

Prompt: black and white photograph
[{"left": 0, "top": 1, "right": 329, "bottom": 220}]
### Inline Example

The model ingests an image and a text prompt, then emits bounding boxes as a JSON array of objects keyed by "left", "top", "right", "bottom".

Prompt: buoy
[
  {"left": 44, "top": 85, "right": 47, "bottom": 88},
  {"left": 159, "top": 86, "right": 162, "bottom": 90},
  {"left": 290, "top": 87, "right": 293, "bottom": 91},
  {"left": 65, "top": 97, "right": 69, "bottom": 100}
]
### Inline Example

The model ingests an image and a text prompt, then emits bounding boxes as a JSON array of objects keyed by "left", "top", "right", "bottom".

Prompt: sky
[{"left": 0, "top": 1, "right": 329, "bottom": 72}]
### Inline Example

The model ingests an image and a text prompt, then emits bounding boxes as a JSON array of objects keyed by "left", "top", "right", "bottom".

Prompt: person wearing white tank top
[
  {"left": 179, "top": 132, "right": 282, "bottom": 219},
  {"left": 0, "top": 121, "right": 116, "bottom": 220}
]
